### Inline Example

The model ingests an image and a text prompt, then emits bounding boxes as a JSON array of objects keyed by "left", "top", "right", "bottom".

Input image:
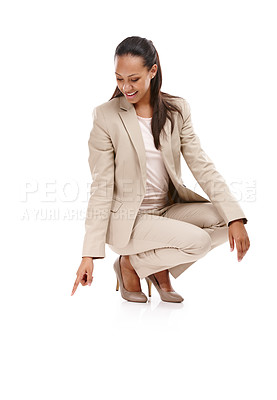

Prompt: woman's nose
[{"left": 123, "top": 84, "right": 133, "bottom": 93}]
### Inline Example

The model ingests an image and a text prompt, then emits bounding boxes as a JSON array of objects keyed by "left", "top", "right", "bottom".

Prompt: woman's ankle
[
  {"left": 120, "top": 256, "right": 141, "bottom": 291},
  {"left": 121, "top": 255, "right": 134, "bottom": 271},
  {"left": 154, "top": 269, "right": 174, "bottom": 292}
]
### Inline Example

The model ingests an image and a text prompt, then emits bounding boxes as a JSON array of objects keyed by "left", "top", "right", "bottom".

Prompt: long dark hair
[{"left": 109, "top": 36, "right": 184, "bottom": 150}]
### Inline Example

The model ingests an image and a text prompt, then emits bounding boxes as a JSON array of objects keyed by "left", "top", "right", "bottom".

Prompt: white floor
[{"left": 3, "top": 221, "right": 276, "bottom": 400}]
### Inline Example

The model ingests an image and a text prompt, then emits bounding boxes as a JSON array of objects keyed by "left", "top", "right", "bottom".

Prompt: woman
[{"left": 71, "top": 36, "right": 250, "bottom": 302}]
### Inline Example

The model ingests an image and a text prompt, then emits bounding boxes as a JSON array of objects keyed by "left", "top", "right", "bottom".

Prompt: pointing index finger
[{"left": 71, "top": 275, "right": 81, "bottom": 296}]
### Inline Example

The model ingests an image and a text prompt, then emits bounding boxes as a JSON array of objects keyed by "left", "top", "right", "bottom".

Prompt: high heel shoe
[
  {"left": 145, "top": 274, "right": 184, "bottom": 303},
  {"left": 113, "top": 256, "right": 148, "bottom": 303}
]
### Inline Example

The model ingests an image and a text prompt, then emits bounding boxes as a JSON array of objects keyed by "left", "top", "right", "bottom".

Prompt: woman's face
[{"left": 114, "top": 54, "right": 157, "bottom": 104}]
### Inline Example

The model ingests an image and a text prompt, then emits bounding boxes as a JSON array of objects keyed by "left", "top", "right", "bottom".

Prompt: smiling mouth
[{"left": 125, "top": 91, "right": 138, "bottom": 97}]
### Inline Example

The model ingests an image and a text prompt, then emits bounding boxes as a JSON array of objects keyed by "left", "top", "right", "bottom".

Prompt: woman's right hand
[{"left": 71, "top": 257, "right": 94, "bottom": 296}]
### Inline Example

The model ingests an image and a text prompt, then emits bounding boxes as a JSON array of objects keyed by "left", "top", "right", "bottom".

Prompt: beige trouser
[{"left": 108, "top": 201, "right": 228, "bottom": 279}]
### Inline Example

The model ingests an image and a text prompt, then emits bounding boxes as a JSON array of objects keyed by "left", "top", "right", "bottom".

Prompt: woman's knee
[
  {"left": 198, "top": 230, "right": 212, "bottom": 254},
  {"left": 204, "top": 204, "right": 226, "bottom": 228},
  {"left": 181, "top": 229, "right": 212, "bottom": 257}
]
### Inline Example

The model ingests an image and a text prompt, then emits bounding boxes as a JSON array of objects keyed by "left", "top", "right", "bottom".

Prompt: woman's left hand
[{"left": 228, "top": 219, "right": 250, "bottom": 262}]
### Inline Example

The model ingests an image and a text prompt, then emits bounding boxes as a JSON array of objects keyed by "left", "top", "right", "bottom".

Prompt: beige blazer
[{"left": 82, "top": 95, "right": 247, "bottom": 258}]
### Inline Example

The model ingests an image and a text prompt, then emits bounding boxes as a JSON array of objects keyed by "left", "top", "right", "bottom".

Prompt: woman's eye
[{"left": 116, "top": 78, "right": 139, "bottom": 82}]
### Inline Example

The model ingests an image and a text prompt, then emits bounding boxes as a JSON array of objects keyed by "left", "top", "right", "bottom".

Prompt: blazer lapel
[
  {"left": 118, "top": 96, "right": 147, "bottom": 185},
  {"left": 118, "top": 95, "right": 177, "bottom": 189}
]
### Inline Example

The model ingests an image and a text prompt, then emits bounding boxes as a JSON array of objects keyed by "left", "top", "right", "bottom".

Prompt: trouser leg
[
  {"left": 163, "top": 202, "right": 228, "bottom": 278},
  {"left": 109, "top": 202, "right": 228, "bottom": 280},
  {"left": 128, "top": 215, "right": 212, "bottom": 279}
]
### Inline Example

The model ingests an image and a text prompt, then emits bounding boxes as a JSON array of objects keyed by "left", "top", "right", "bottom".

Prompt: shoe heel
[
  {"left": 146, "top": 278, "right": 152, "bottom": 297},
  {"left": 113, "top": 256, "right": 148, "bottom": 303}
]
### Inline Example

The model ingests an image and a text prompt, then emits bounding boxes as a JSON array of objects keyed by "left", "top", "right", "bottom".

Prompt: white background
[{"left": 1, "top": 0, "right": 276, "bottom": 399}]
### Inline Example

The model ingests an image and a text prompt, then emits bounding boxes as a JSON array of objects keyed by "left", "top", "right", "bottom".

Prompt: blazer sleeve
[
  {"left": 81, "top": 105, "right": 115, "bottom": 259},
  {"left": 179, "top": 98, "right": 247, "bottom": 226}
]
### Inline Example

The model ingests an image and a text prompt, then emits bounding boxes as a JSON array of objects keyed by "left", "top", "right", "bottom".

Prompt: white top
[{"left": 137, "top": 115, "right": 170, "bottom": 210}]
